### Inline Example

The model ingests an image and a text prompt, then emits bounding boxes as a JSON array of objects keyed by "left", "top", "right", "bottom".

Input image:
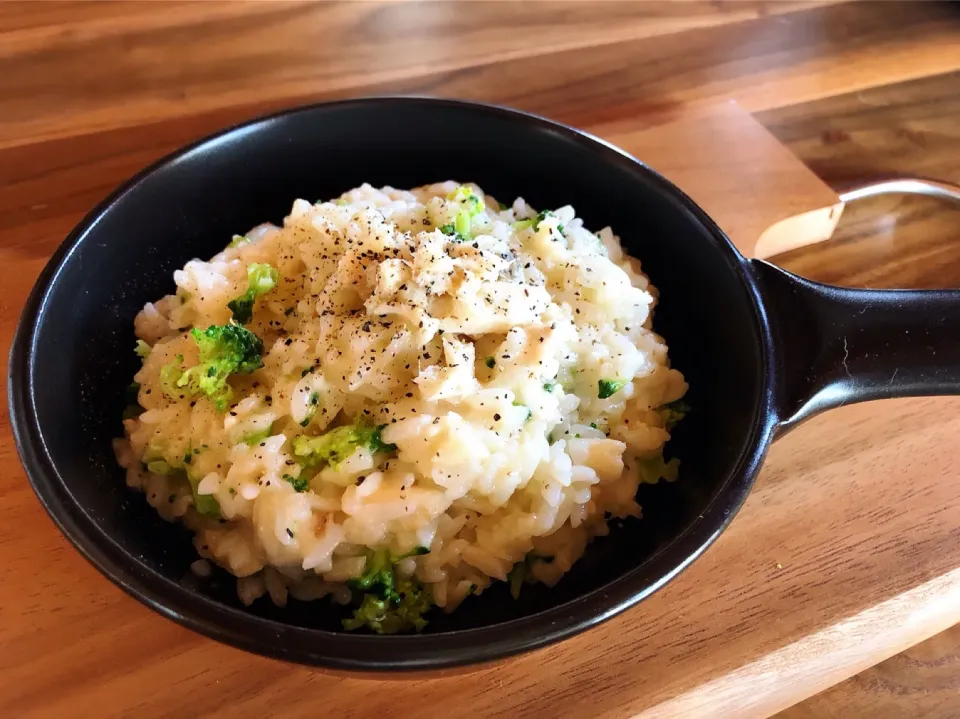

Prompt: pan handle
[
  {"left": 753, "top": 175, "right": 960, "bottom": 433},
  {"left": 837, "top": 176, "right": 960, "bottom": 204}
]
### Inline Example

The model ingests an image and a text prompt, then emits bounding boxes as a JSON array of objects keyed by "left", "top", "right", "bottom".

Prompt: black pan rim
[{"left": 8, "top": 96, "right": 778, "bottom": 672}]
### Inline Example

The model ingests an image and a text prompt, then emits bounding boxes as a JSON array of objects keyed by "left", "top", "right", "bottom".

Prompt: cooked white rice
[{"left": 114, "top": 181, "right": 686, "bottom": 623}]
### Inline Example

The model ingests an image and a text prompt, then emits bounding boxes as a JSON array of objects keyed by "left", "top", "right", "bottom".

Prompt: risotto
[{"left": 114, "top": 182, "right": 688, "bottom": 633}]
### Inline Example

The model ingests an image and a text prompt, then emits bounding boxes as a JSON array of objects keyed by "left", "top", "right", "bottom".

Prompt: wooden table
[{"left": 2, "top": 3, "right": 960, "bottom": 717}]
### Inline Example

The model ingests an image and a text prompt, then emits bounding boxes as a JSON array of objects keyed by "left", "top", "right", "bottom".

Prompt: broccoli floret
[
  {"left": 638, "top": 450, "right": 680, "bottom": 484},
  {"left": 228, "top": 263, "right": 278, "bottom": 324},
  {"left": 508, "top": 553, "right": 551, "bottom": 599},
  {"left": 242, "top": 423, "right": 273, "bottom": 446},
  {"left": 282, "top": 473, "right": 310, "bottom": 493},
  {"left": 659, "top": 399, "right": 689, "bottom": 430},
  {"left": 511, "top": 219, "right": 533, "bottom": 231},
  {"left": 532, "top": 209, "right": 564, "bottom": 234},
  {"left": 186, "top": 473, "right": 221, "bottom": 517},
  {"left": 134, "top": 340, "right": 151, "bottom": 359},
  {"left": 342, "top": 577, "right": 433, "bottom": 634},
  {"left": 348, "top": 549, "right": 395, "bottom": 595},
  {"left": 445, "top": 186, "right": 485, "bottom": 241},
  {"left": 343, "top": 549, "right": 434, "bottom": 634},
  {"left": 141, "top": 447, "right": 220, "bottom": 517},
  {"left": 160, "top": 323, "right": 264, "bottom": 411},
  {"left": 438, "top": 223, "right": 466, "bottom": 242},
  {"left": 598, "top": 379, "right": 627, "bottom": 399},
  {"left": 293, "top": 422, "right": 396, "bottom": 469}
]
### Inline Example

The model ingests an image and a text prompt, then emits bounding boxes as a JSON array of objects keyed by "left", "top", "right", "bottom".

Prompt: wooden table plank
[
  {"left": 757, "top": 70, "right": 960, "bottom": 189},
  {"left": 0, "top": 0, "right": 822, "bottom": 148},
  {"left": 2, "top": 101, "right": 960, "bottom": 718},
  {"left": 3, "top": 2, "right": 960, "bottom": 717},
  {"left": 757, "top": 69, "right": 960, "bottom": 291},
  {"left": 778, "top": 622, "right": 960, "bottom": 718},
  {"left": 3, "top": 1, "right": 959, "bottom": 150},
  {"left": 755, "top": 64, "right": 960, "bottom": 718}
]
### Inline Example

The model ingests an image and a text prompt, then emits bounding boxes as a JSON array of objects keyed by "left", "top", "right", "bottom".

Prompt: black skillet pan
[{"left": 8, "top": 98, "right": 960, "bottom": 672}]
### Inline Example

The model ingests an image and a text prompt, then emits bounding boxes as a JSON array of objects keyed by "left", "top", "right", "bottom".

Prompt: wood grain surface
[
  {"left": 2, "top": 2, "right": 960, "bottom": 717},
  {"left": 778, "top": 621, "right": 960, "bottom": 719}
]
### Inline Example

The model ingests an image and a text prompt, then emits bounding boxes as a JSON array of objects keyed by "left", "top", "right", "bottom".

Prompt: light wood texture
[
  {"left": 4, "top": 0, "right": 960, "bottom": 150},
  {"left": 777, "top": 621, "right": 960, "bottom": 719},
  {"left": 2, "top": 2, "right": 960, "bottom": 717},
  {"left": 760, "top": 65, "right": 960, "bottom": 718},
  {"left": 592, "top": 103, "right": 841, "bottom": 258},
  {"left": 0, "top": 0, "right": 828, "bottom": 148},
  {"left": 759, "top": 69, "right": 960, "bottom": 291}
]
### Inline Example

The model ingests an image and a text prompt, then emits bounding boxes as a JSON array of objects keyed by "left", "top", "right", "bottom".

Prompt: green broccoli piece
[
  {"left": 342, "top": 577, "right": 433, "bottom": 634},
  {"left": 347, "top": 548, "right": 429, "bottom": 597},
  {"left": 299, "top": 391, "right": 321, "bottom": 428},
  {"left": 343, "top": 549, "right": 434, "bottom": 633},
  {"left": 395, "top": 546, "right": 430, "bottom": 560},
  {"left": 242, "top": 423, "right": 273, "bottom": 446},
  {"left": 228, "top": 263, "right": 278, "bottom": 324},
  {"left": 145, "top": 459, "right": 176, "bottom": 475},
  {"left": 598, "top": 379, "right": 627, "bottom": 399},
  {"left": 282, "top": 473, "right": 310, "bottom": 493},
  {"left": 507, "top": 553, "right": 546, "bottom": 599},
  {"left": 659, "top": 399, "right": 689, "bottom": 430},
  {"left": 531, "top": 210, "right": 564, "bottom": 235},
  {"left": 141, "top": 454, "right": 220, "bottom": 517},
  {"left": 512, "top": 400, "right": 532, "bottom": 423},
  {"left": 511, "top": 218, "right": 533, "bottom": 231},
  {"left": 454, "top": 209, "right": 472, "bottom": 239},
  {"left": 447, "top": 186, "right": 485, "bottom": 240},
  {"left": 438, "top": 223, "right": 466, "bottom": 242},
  {"left": 160, "top": 323, "right": 264, "bottom": 411},
  {"left": 638, "top": 450, "right": 680, "bottom": 484},
  {"left": 348, "top": 549, "right": 395, "bottom": 595},
  {"left": 134, "top": 340, "right": 151, "bottom": 359},
  {"left": 186, "top": 473, "right": 221, "bottom": 517},
  {"left": 293, "top": 422, "right": 395, "bottom": 469},
  {"left": 508, "top": 562, "right": 527, "bottom": 600},
  {"left": 159, "top": 355, "right": 185, "bottom": 398}
]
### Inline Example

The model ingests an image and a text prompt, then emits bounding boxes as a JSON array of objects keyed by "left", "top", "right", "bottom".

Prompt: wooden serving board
[{"left": 1, "top": 103, "right": 958, "bottom": 718}]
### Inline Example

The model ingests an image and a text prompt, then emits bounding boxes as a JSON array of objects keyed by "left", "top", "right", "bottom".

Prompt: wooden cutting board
[{"left": 1, "top": 102, "right": 958, "bottom": 718}]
